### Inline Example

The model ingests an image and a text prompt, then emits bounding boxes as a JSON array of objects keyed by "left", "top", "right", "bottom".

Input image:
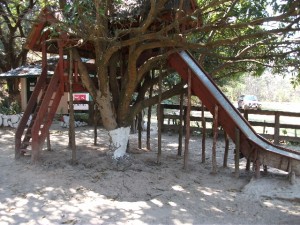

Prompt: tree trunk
[
  {"left": 109, "top": 127, "right": 131, "bottom": 159},
  {"left": 72, "top": 48, "right": 132, "bottom": 158}
]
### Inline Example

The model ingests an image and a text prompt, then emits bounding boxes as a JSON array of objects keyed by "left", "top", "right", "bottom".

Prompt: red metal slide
[{"left": 168, "top": 51, "right": 300, "bottom": 176}]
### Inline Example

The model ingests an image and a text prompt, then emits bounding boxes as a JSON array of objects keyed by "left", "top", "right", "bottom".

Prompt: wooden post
[
  {"left": 288, "top": 159, "right": 296, "bottom": 184},
  {"left": 212, "top": 105, "right": 218, "bottom": 174},
  {"left": 223, "top": 131, "right": 229, "bottom": 167},
  {"left": 235, "top": 128, "right": 240, "bottom": 178},
  {"left": 184, "top": 69, "right": 192, "bottom": 170},
  {"left": 263, "top": 165, "right": 268, "bottom": 173},
  {"left": 274, "top": 112, "right": 280, "bottom": 144},
  {"left": 138, "top": 111, "right": 142, "bottom": 149},
  {"left": 246, "top": 158, "right": 251, "bottom": 171},
  {"left": 94, "top": 102, "right": 98, "bottom": 146},
  {"left": 47, "top": 132, "right": 51, "bottom": 151},
  {"left": 178, "top": 92, "right": 184, "bottom": 156},
  {"left": 157, "top": 70, "right": 162, "bottom": 164},
  {"left": 253, "top": 147, "right": 261, "bottom": 178},
  {"left": 146, "top": 89, "right": 153, "bottom": 150},
  {"left": 255, "top": 160, "right": 261, "bottom": 178},
  {"left": 201, "top": 103, "right": 206, "bottom": 163},
  {"left": 31, "top": 141, "right": 40, "bottom": 163},
  {"left": 146, "top": 72, "right": 153, "bottom": 150},
  {"left": 244, "top": 110, "right": 248, "bottom": 121},
  {"left": 68, "top": 50, "right": 76, "bottom": 164}
]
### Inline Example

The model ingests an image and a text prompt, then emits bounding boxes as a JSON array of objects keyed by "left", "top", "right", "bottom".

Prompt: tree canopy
[
  {"left": 49, "top": 0, "right": 299, "bottom": 127},
  {"left": 0, "top": 0, "right": 47, "bottom": 98},
  {"left": 2, "top": 0, "right": 300, "bottom": 128},
  {"left": 195, "top": 0, "right": 300, "bottom": 85}
]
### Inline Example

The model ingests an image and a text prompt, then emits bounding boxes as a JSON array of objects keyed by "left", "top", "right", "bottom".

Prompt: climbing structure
[
  {"left": 15, "top": 2, "right": 200, "bottom": 162},
  {"left": 15, "top": 57, "right": 64, "bottom": 161}
]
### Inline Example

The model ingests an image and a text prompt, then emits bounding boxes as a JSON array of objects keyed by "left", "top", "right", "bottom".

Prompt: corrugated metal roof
[{"left": 0, "top": 58, "right": 58, "bottom": 78}]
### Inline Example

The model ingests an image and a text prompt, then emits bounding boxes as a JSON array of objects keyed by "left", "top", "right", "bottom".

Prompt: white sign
[{"left": 73, "top": 104, "right": 89, "bottom": 110}]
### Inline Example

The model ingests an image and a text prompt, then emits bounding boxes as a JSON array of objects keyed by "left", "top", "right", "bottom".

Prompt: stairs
[{"left": 15, "top": 62, "right": 64, "bottom": 162}]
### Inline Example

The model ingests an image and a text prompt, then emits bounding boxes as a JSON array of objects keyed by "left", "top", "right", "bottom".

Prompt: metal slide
[{"left": 168, "top": 51, "right": 300, "bottom": 175}]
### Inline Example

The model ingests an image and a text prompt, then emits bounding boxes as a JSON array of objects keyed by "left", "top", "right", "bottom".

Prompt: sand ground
[{"left": 0, "top": 123, "right": 300, "bottom": 225}]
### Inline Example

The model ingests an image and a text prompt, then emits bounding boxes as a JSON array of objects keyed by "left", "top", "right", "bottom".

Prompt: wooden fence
[{"left": 159, "top": 104, "right": 300, "bottom": 143}]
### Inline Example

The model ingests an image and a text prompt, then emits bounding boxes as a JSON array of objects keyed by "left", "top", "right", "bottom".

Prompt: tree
[
  {"left": 42, "top": 0, "right": 299, "bottom": 158},
  {"left": 195, "top": 0, "right": 300, "bottom": 82},
  {"left": 0, "top": 0, "right": 46, "bottom": 101}
]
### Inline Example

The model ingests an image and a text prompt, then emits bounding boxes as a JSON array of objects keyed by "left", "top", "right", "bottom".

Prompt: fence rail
[{"left": 159, "top": 104, "right": 300, "bottom": 143}]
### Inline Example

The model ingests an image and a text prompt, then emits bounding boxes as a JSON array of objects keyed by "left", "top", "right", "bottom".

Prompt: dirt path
[{"left": 0, "top": 125, "right": 299, "bottom": 224}]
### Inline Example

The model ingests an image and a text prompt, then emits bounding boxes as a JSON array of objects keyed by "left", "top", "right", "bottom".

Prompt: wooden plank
[
  {"left": 249, "top": 121, "right": 300, "bottom": 130},
  {"left": 162, "top": 103, "right": 208, "bottom": 111},
  {"left": 163, "top": 114, "right": 213, "bottom": 123},
  {"left": 239, "top": 108, "right": 300, "bottom": 117},
  {"left": 161, "top": 103, "right": 300, "bottom": 143}
]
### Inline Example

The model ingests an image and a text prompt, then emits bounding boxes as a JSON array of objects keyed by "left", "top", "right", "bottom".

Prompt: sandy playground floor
[{"left": 0, "top": 122, "right": 300, "bottom": 225}]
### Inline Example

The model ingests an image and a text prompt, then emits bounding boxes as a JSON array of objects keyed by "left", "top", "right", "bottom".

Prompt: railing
[
  {"left": 159, "top": 104, "right": 300, "bottom": 143},
  {"left": 239, "top": 109, "right": 300, "bottom": 144}
]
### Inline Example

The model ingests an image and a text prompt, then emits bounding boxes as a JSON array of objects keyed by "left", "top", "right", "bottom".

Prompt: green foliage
[
  {"left": 221, "top": 72, "right": 300, "bottom": 103},
  {"left": 0, "top": 0, "right": 46, "bottom": 71},
  {"left": 290, "top": 72, "right": 300, "bottom": 88},
  {"left": 74, "top": 113, "right": 89, "bottom": 123},
  {"left": 0, "top": 98, "right": 21, "bottom": 115},
  {"left": 163, "top": 72, "right": 181, "bottom": 89},
  {"left": 192, "top": 0, "right": 300, "bottom": 87}
]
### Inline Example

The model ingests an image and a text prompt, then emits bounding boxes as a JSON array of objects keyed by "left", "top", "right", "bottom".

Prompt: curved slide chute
[{"left": 168, "top": 51, "right": 300, "bottom": 175}]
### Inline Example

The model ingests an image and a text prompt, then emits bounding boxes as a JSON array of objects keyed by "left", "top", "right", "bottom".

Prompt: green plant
[
  {"left": 282, "top": 129, "right": 287, "bottom": 136},
  {"left": 74, "top": 113, "right": 89, "bottom": 122},
  {"left": 0, "top": 98, "right": 21, "bottom": 114}
]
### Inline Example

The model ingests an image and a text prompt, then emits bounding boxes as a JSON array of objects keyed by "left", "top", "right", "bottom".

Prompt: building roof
[
  {"left": 0, "top": 57, "right": 94, "bottom": 78},
  {"left": 0, "top": 58, "right": 57, "bottom": 78}
]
